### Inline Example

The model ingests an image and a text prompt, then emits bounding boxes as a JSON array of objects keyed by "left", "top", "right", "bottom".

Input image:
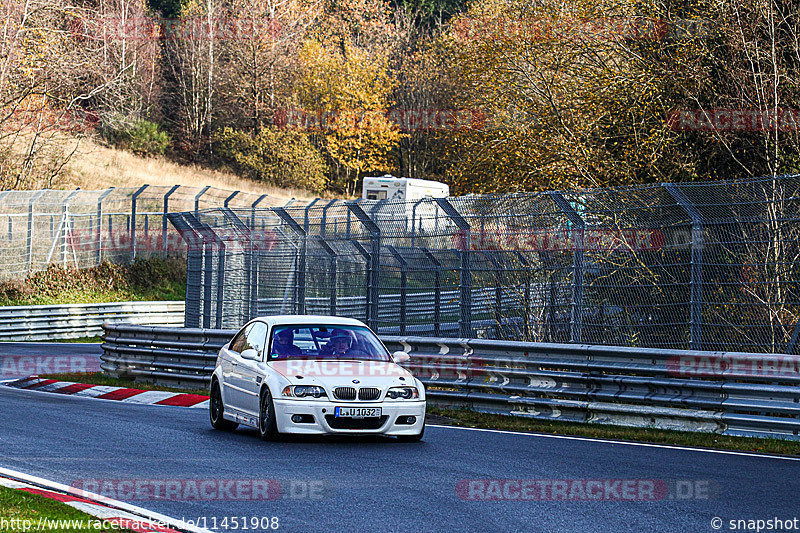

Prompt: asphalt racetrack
[{"left": 1, "top": 343, "right": 799, "bottom": 532}]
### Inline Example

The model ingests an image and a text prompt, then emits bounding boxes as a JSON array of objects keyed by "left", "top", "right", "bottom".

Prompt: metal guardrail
[
  {"left": 100, "top": 324, "right": 800, "bottom": 440},
  {"left": 0, "top": 302, "right": 184, "bottom": 341},
  {"left": 256, "top": 286, "right": 528, "bottom": 330}
]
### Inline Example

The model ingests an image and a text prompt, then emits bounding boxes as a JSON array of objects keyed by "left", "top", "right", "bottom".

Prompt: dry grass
[{"left": 56, "top": 136, "right": 317, "bottom": 200}]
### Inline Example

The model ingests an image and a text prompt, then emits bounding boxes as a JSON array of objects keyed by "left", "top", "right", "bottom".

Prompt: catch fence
[
  {"left": 0, "top": 186, "right": 301, "bottom": 281},
  {"left": 171, "top": 175, "right": 800, "bottom": 353}
]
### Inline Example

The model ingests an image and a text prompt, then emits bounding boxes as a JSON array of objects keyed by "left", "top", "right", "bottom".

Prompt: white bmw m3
[{"left": 209, "top": 316, "right": 426, "bottom": 441}]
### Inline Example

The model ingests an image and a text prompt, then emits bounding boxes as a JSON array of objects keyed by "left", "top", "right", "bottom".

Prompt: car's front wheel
[
  {"left": 210, "top": 381, "right": 238, "bottom": 431},
  {"left": 258, "top": 388, "right": 280, "bottom": 441}
]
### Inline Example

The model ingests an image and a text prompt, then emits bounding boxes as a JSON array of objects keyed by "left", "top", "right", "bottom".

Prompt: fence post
[
  {"left": 515, "top": 251, "right": 532, "bottom": 340},
  {"left": 665, "top": 183, "right": 704, "bottom": 350},
  {"left": 194, "top": 186, "right": 211, "bottom": 214},
  {"left": 250, "top": 194, "right": 269, "bottom": 228},
  {"left": 320, "top": 199, "right": 339, "bottom": 238},
  {"left": 789, "top": 319, "right": 800, "bottom": 355},
  {"left": 224, "top": 190, "right": 240, "bottom": 208},
  {"left": 60, "top": 190, "right": 81, "bottom": 268},
  {"left": 483, "top": 251, "right": 504, "bottom": 331},
  {"left": 548, "top": 192, "right": 584, "bottom": 343},
  {"left": 352, "top": 240, "right": 372, "bottom": 323},
  {"left": 348, "top": 202, "right": 381, "bottom": 330},
  {"left": 411, "top": 199, "right": 427, "bottom": 247},
  {"left": 25, "top": 190, "right": 46, "bottom": 274},
  {"left": 273, "top": 207, "right": 306, "bottom": 314},
  {"left": 130, "top": 185, "right": 148, "bottom": 261},
  {"left": 387, "top": 245, "right": 408, "bottom": 334},
  {"left": 161, "top": 185, "right": 180, "bottom": 257},
  {"left": 346, "top": 198, "right": 362, "bottom": 240},
  {"left": 421, "top": 247, "right": 442, "bottom": 336},
  {"left": 434, "top": 198, "right": 472, "bottom": 338},
  {"left": 96, "top": 188, "right": 114, "bottom": 265},
  {"left": 315, "top": 236, "right": 338, "bottom": 316},
  {"left": 166, "top": 213, "right": 203, "bottom": 327}
]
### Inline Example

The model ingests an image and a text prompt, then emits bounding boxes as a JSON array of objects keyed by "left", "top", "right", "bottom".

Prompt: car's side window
[
  {"left": 229, "top": 325, "right": 251, "bottom": 353},
  {"left": 244, "top": 322, "right": 269, "bottom": 359}
]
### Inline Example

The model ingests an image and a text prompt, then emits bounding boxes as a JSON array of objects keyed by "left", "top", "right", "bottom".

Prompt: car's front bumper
[{"left": 273, "top": 398, "right": 426, "bottom": 435}]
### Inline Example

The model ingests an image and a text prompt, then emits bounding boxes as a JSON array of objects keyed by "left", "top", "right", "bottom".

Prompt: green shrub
[
  {"left": 217, "top": 126, "right": 328, "bottom": 193},
  {"left": 102, "top": 119, "right": 171, "bottom": 157}
]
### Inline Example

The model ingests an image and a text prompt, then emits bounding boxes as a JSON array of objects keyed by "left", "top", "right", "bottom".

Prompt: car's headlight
[
  {"left": 282, "top": 385, "right": 327, "bottom": 399},
  {"left": 386, "top": 386, "right": 419, "bottom": 400}
]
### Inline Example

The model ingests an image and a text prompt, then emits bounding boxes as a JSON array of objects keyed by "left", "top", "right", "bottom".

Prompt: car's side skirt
[{"left": 223, "top": 409, "right": 259, "bottom": 428}]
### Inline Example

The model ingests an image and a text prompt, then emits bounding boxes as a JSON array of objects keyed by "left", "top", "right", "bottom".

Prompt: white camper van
[
  {"left": 362, "top": 175, "right": 449, "bottom": 202},
  {"left": 360, "top": 175, "right": 450, "bottom": 235}
]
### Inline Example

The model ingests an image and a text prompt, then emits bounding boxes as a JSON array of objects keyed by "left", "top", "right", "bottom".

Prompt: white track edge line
[
  {"left": 429, "top": 424, "right": 800, "bottom": 462},
  {"left": 0, "top": 466, "right": 213, "bottom": 533}
]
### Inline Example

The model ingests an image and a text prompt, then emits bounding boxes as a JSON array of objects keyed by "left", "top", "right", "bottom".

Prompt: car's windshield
[{"left": 268, "top": 325, "right": 390, "bottom": 362}]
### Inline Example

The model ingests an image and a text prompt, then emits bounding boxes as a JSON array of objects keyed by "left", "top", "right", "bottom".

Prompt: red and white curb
[
  {"left": 4, "top": 376, "right": 209, "bottom": 409},
  {"left": 0, "top": 467, "right": 211, "bottom": 533}
]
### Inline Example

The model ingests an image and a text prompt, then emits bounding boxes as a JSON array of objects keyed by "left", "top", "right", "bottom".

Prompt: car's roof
[{"left": 251, "top": 315, "right": 369, "bottom": 328}]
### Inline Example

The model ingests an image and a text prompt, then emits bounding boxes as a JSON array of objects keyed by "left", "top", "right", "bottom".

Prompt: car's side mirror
[
  {"left": 392, "top": 351, "right": 410, "bottom": 364},
  {"left": 240, "top": 349, "right": 260, "bottom": 361}
]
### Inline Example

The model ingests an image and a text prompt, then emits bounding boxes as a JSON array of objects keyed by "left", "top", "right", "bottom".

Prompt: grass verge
[
  {"left": 44, "top": 336, "right": 103, "bottom": 343},
  {"left": 0, "top": 257, "right": 186, "bottom": 307},
  {"left": 427, "top": 406, "right": 800, "bottom": 456},
  {"left": 0, "top": 485, "right": 135, "bottom": 533},
  {"left": 35, "top": 372, "right": 800, "bottom": 456}
]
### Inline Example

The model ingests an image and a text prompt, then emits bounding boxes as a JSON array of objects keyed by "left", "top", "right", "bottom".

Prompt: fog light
[
  {"left": 291, "top": 414, "right": 314, "bottom": 424},
  {"left": 291, "top": 415, "right": 303, "bottom": 423},
  {"left": 396, "top": 416, "right": 416, "bottom": 425}
]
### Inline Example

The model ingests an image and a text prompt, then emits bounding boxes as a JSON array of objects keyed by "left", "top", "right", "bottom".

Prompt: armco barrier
[
  {"left": 100, "top": 324, "right": 800, "bottom": 440},
  {"left": 0, "top": 302, "right": 184, "bottom": 341}
]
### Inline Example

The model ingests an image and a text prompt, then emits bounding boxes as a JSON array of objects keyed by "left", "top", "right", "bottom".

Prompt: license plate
[{"left": 335, "top": 407, "right": 382, "bottom": 418}]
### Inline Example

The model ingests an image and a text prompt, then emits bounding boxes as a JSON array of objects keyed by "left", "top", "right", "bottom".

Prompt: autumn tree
[{"left": 295, "top": 38, "right": 402, "bottom": 194}]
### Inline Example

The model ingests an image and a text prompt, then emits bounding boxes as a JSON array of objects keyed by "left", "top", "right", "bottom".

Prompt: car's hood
[{"left": 269, "top": 359, "right": 414, "bottom": 388}]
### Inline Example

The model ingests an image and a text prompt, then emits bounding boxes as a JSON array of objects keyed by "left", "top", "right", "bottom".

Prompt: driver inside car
[
  {"left": 272, "top": 328, "right": 302, "bottom": 357},
  {"left": 320, "top": 329, "right": 358, "bottom": 357}
]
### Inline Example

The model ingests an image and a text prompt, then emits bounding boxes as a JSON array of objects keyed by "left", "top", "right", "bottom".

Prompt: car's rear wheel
[
  {"left": 259, "top": 388, "right": 279, "bottom": 441},
  {"left": 397, "top": 420, "right": 425, "bottom": 442},
  {"left": 210, "top": 381, "right": 238, "bottom": 431}
]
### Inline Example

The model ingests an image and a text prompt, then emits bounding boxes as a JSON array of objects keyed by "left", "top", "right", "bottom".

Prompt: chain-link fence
[
  {"left": 0, "top": 186, "right": 303, "bottom": 281},
  {"left": 171, "top": 175, "right": 800, "bottom": 354}
]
